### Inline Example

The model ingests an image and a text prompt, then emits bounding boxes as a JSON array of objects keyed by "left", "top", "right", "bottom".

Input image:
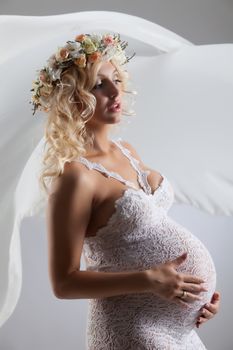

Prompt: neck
[{"left": 85, "top": 127, "right": 114, "bottom": 157}]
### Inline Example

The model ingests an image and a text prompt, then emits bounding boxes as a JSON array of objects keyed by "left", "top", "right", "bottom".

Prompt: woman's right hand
[{"left": 145, "top": 252, "right": 208, "bottom": 307}]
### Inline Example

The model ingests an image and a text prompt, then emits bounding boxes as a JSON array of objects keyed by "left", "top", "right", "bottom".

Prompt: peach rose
[
  {"left": 88, "top": 51, "right": 102, "bottom": 63},
  {"left": 55, "top": 47, "right": 70, "bottom": 61},
  {"left": 75, "top": 34, "right": 86, "bottom": 43},
  {"left": 74, "top": 54, "right": 87, "bottom": 68}
]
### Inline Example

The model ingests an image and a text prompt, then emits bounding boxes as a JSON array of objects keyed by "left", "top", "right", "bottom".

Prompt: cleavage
[{"left": 85, "top": 170, "right": 163, "bottom": 238}]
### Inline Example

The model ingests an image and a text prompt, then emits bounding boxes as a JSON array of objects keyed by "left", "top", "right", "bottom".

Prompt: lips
[{"left": 108, "top": 100, "right": 121, "bottom": 111}]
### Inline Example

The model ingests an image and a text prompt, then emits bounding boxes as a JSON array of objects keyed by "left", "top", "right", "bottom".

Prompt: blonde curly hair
[{"left": 39, "top": 57, "right": 135, "bottom": 196}]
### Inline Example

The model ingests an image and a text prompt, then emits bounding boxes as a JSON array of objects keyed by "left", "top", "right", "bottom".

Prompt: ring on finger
[{"left": 179, "top": 290, "right": 187, "bottom": 300}]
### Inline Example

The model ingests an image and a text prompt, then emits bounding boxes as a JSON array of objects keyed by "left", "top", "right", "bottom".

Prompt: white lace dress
[{"left": 78, "top": 138, "right": 216, "bottom": 350}]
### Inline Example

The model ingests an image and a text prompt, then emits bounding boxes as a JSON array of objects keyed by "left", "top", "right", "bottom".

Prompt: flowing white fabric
[{"left": 0, "top": 11, "right": 232, "bottom": 328}]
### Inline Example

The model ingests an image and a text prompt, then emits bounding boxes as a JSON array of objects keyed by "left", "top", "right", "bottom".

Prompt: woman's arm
[{"left": 46, "top": 162, "right": 148, "bottom": 299}]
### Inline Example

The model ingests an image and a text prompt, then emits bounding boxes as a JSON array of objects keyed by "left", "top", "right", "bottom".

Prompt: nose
[{"left": 108, "top": 81, "right": 120, "bottom": 99}]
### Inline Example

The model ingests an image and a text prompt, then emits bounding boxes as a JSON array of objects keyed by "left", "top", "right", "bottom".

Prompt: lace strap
[
  {"left": 113, "top": 138, "right": 152, "bottom": 195},
  {"left": 78, "top": 156, "right": 139, "bottom": 190}
]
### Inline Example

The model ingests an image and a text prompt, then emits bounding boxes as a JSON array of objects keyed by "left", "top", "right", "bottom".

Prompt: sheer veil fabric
[{"left": 0, "top": 11, "right": 232, "bottom": 327}]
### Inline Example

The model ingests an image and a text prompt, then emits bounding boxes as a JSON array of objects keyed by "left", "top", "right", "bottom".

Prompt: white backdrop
[{"left": 0, "top": 10, "right": 233, "bottom": 350}]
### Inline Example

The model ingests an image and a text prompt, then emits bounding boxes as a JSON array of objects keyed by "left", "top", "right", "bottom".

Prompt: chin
[{"left": 107, "top": 115, "right": 121, "bottom": 124}]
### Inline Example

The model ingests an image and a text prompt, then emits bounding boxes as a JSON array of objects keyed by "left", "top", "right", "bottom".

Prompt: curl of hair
[{"left": 39, "top": 58, "right": 136, "bottom": 197}]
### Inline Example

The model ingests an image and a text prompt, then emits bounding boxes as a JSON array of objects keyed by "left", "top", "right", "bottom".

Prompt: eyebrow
[{"left": 97, "top": 69, "right": 119, "bottom": 77}]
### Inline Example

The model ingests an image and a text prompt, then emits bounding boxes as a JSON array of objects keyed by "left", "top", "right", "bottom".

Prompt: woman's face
[{"left": 88, "top": 61, "right": 123, "bottom": 127}]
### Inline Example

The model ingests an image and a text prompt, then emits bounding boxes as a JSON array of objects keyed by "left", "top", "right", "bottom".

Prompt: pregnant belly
[
  {"left": 86, "top": 215, "right": 217, "bottom": 336},
  {"left": 103, "top": 216, "right": 216, "bottom": 332},
  {"left": 156, "top": 216, "right": 217, "bottom": 285},
  {"left": 142, "top": 215, "right": 217, "bottom": 330}
]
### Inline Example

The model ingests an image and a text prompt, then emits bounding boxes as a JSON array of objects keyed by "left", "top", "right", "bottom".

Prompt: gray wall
[
  {"left": 0, "top": 1, "right": 232, "bottom": 349},
  {"left": 1, "top": 0, "right": 233, "bottom": 44}
]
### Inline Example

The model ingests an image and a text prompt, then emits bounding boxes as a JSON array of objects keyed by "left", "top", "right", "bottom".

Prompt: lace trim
[
  {"left": 78, "top": 137, "right": 152, "bottom": 194},
  {"left": 113, "top": 138, "right": 152, "bottom": 195},
  {"left": 78, "top": 156, "right": 138, "bottom": 190}
]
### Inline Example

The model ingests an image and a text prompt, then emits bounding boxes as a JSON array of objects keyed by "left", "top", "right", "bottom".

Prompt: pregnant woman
[{"left": 32, "top": 33, "right": 220, "bottom": 349}]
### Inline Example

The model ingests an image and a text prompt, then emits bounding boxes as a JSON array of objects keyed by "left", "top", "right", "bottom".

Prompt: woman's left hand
[{"left": 196, "top": 291, "right": 220, "bottom": 328}]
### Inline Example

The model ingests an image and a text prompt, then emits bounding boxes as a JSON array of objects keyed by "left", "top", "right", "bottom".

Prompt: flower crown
[{"left": 30, "top": 33, "right": 135, "bottom": 115}]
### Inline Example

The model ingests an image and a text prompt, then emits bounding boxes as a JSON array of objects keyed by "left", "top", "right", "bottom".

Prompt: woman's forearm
[{"left": 54, "top": 269, "right": 149, "bottom": 299}]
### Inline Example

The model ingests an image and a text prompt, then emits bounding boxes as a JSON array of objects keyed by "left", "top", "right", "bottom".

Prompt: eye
[
  {"left": 114, "top": 79, "right": 122, "bottom": 84},
  {"left": 92, "top": 78, "right": 122, "bottom": 90},
  {"left": 93, "top": 81, "right": 103, "bottom": 90}
]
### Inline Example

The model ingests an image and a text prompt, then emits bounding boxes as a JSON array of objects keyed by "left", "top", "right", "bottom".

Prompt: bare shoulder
[{"left": 48, "top": 160, "right": 95, "bottom": 200}]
